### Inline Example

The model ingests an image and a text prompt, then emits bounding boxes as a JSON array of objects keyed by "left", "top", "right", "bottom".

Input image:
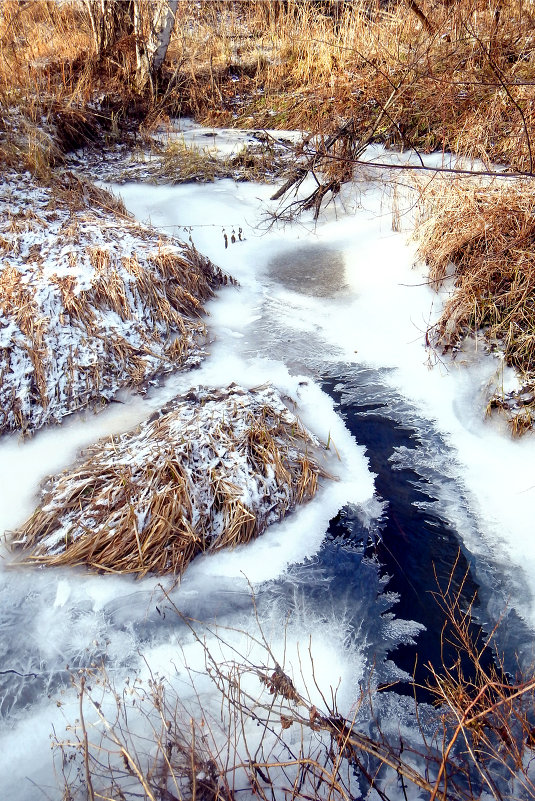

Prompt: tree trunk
[
  {"left": 404, "top": 0, "right": 435, "bottom": 34},
  {"left": 134, "top": 0, "right": 178, "bottom": 92},
  {"left": 84, "top": 0, "right": 134, "bottom": 60},
  {"left": 150, "top": 0, "right": 178, "bottom": 73}
]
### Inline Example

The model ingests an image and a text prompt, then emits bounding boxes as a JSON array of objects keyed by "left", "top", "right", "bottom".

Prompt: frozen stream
[{"left": 1, "top": 130, "right": 535, "bottom": 799}]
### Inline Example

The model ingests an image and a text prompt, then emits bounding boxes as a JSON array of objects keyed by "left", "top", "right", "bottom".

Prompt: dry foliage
[
  {"left": 12, "top": 384, "right": 330, "bottom": 576},
  {"left": 53, "top": 576, "right": 535, "bottom": 801},
  {"left": 0, "top": 0, "right": 109, "bottom": 172},
  {"left": 425, "top": 558, "right": 535, "bottom": 801},
  {"left": 152, "top": 136, "right": 292, "bottom": 185},
  {"left": 414, "top": 177, "right": 535, "bottom": 433},
  {"left": 3, "top": 1, "right": 535, "bottom": 177},
  {"left": 167, "top": 1, "right": 535, "bottom": 174},
  {"left": 0, "top": 169, "right": 231, "bottom": 435}
]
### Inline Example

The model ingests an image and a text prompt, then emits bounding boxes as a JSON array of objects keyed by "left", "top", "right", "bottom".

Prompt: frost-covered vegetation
[
  {"left": 2, "top": 2, "right": 535, "bottom": 800},
  {"left": 414, "top": 178, "right": 535, "bottom": 434},
  {"left": 0, "top": 168, "right": 230, "bottom": 434},
  {"left": 13, "top": 384, "right": 328, "bottom": 575},
  {"left": 3, "top": 0, "right": 535, "bottom": 429}
]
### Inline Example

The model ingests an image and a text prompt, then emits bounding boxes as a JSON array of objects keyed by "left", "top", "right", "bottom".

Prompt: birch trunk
[{"left": 134, "top": 0, "right": 178, "bottom": 91}]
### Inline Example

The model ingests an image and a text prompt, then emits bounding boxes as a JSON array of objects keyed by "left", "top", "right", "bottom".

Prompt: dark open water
[{"left": 255, "top": 363, "right": 534, "bottom": 704}]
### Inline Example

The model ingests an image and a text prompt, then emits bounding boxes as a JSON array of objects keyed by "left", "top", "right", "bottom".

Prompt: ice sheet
[
  {"left": 1, "top": 126, "right": 535, "bottom": 799},
  {"left": 114, "top": 153, "right": 535, "bottom": 633}
]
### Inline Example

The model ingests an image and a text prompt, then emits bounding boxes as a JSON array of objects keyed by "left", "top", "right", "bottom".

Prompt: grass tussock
[
  {"left": 0, "top": 169, "right": 231, "bottom": 435},
  {"left": 74, "top": 130, "right": 296, "bottom": 186},
  {"left": 157, "top": 139, "right": 234, "bottom": 183},
  {"left": 414, "top": 177, "right": 535, "bottom": 433},
  {"left": 12, "top": 384, "right": 330, "bottom": 576},
  {"left": 153, "top": 136, "right": 291, "bottom": 184}
]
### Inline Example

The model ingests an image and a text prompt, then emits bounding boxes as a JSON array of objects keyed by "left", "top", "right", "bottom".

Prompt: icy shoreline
[{"left": 1, "top": 123, "right": 535, "bottom": 800}]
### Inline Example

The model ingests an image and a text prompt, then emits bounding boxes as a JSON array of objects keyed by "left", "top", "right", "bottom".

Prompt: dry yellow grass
[
  {"left": 169, "top": 0, "right": 535, "bottom": 175},
  {"left": 0, "top": 1, "right": 99, "bottom": 171},
  {"left": 4, "top": 1, "right": 535, "bottom": 416},
  {"left": 11, "top": 384, "right": 330, "bottom": 576},
  {"left": 3, "top": 1, "right": 535, "bottom": 176},
  {"left": 414, "top": 177, "right": 535, "bottom": 432},
  {"left": 0, "top": 169, "right": 232, "bottom": 434}
]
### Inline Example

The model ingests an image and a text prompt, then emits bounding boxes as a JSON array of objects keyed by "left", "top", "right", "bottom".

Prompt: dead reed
[
  {"left": 414, "top": 177, "right": 535, "bottom": 432},
  {"left": 151, "top": 137, "right": 291, "bottom": 185},
  {"left": 12, "top": 384, "right": 330, "bottom": 576},
  {"left": 54, "top": 574, "right": 535, "bottom": 801},
  {"left": 0, "top": 169, "right": 231, "bottom": 435},
  {"left": 4, "top": 1, "right": 535, "bottom": 178},
  {"left": 425, "top": 558, "right": 535, "bottom": 801},
  {"left": 169, "top": 0, "right": 535, "bottom": 176}
]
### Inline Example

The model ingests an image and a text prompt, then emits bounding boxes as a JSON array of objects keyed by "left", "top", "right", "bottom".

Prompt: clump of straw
[
  {"left": 0, "top": 170, "right": 232, "bottom": 435},
  {"left": 12, "top": 384, "right": 331, "bottom": 576},
  {"left": 414, "top": 178, "right": 535, "bottom": 433}
]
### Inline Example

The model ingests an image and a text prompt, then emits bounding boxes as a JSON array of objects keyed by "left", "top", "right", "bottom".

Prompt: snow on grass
[
  {"left": 0, "top": 169, "right": 231, "bottom": 435},
  {"left": 12, "top": 383, "right": 331, "bottom": 576}
]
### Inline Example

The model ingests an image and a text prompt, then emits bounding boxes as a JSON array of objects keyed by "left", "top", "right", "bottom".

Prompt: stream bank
[{"left": 1, "top": 124, "right": 535, "bottom": 800}]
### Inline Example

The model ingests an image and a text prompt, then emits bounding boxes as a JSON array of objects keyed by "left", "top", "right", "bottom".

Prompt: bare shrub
[{"left": 54, "top": 579, "right": 535, "bottom": 801}]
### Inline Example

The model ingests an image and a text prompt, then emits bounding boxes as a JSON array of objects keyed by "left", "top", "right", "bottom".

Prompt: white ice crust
[{"left": 1, "top": 126, "right": 534, "bottom": 799}]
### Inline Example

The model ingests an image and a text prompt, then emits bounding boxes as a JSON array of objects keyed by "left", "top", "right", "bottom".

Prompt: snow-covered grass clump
[
  {"left": 12, "top": 383, "right": 331, "bottom": 576},
  {"left": 0, "top": 169, "right": 231, "bottom": 435}
]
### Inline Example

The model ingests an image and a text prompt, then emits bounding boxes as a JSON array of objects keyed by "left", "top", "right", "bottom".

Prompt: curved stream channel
[{"left": 1, "top": 131, "right": 535, "bottom": 798}]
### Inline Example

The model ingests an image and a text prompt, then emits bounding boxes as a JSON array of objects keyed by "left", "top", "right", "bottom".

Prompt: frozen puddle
[{"left": 1, "top": 129, "right": 535, "bottom": 799}]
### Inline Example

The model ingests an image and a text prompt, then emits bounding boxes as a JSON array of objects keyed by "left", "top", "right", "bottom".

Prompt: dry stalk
[
  {"left": 12, "top": 384, "right": 331, "bottom": 576},
  {"left": 414, "top": 176, "right": 535, "bottom": 432},
  {"left": 422, "top": 556, "right": 535, "bottom": 800},
  {"left": 54, "top": 572, "right": 535, "bottom": 801}
]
